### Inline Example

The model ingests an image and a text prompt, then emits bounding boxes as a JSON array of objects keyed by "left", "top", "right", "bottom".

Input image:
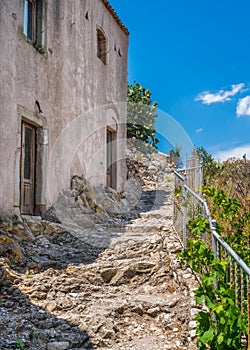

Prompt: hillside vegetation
[{"left": 179, "top": 149, "right": 250, "bottom": 349}]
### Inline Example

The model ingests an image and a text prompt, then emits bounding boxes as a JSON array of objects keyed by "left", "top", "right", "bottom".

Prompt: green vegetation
[
  {"left": 197, "top": 147, "right": 250, "bottom": 207},
  {"left": 178, "top": 148, "right": 250, "bottom": 349},
  {"left": 195, "top": 147, "right": 249, "bottom": 262},
  {"left": 172, "top": 145, "right": 182, "bottom": 167},
  {"left": 127, "top": 82, "right": 159, "bottom": 153},
  {"left": 15, "top": 339, "right": 25, "bottom": 350},
  {"left": 203, "top": 186, "right": 249, "bottom": 265},
  {"left": 33, "top": 41, "right": 46, "bottom": 54},
  {"left": 25, "top": 271, "right": 33, "bottom": 279},
  {"left": 179, "top": 190, "right": 249, "bottom": 349},
  {"left": 196, "top": 146, "right": 221, "bottom": 182},
  {"left": 29, "top": 329, "right": 35, "bottom": 340},
  {"left": 179, "top": 235, "right": 247, "bottom": 350}
]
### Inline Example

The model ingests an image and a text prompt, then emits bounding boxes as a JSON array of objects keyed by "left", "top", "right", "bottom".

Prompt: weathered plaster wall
[
  {"left": 0, "top": 0, "right": 128, "bottom": 213},
  {"left": 0, "top": 0, "right": 18, "bottom": 213}
]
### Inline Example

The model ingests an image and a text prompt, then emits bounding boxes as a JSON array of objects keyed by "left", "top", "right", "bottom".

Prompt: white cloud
[
  {"left": 196, "top": 128, "right": 203, "bottom": 133},
  {"left": 236, "top": 95, "right": 250, "bottom": 117},
  {"left": 195, "top": 83, "right": 245, "bottom": 105},
  {"left": 214, "top": 144, "right": 250, "bottom": 161}
]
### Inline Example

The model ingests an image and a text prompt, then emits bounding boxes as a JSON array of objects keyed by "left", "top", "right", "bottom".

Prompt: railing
[{"left": 174, "top": 167, "right": 250, "bottom": 348}]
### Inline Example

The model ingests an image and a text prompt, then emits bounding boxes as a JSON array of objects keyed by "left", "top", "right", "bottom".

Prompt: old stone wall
[{"left": 0, "top": 0, "right": 128, "bottom": 213}]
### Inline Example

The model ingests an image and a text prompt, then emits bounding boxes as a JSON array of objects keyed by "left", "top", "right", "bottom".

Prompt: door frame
[
  {"left": 106, "top": 128, "right": 117, "bottom": 189},
  {"left": 20, "top": 121, "right": 36, "bottom": 215},
  {"left": 14, "top": 106, "right": 47, "bottom": 216}
]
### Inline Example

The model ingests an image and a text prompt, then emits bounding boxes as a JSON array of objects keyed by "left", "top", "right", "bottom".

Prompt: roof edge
[{"left": 101, "top": 0, "right": 129, "bottom": 36}]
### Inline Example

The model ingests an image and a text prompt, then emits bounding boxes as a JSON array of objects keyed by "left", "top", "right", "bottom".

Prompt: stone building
[{"left": 0, "top": 0, "right": 129, "bottom": 215}]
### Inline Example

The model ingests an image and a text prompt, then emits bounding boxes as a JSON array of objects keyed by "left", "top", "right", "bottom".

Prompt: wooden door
[
  {"left": 20, "top": 122, "right": 36, "bottom": 215},
  {"left": 106, "top": 129, "right": 117, "bottom": 189}
]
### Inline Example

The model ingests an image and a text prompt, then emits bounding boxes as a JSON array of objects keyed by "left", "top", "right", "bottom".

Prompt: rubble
[{"left": 0, "top": 149, "right": 198, "bottom": 349}]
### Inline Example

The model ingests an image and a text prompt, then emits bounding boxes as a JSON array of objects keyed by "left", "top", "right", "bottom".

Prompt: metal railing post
[
  {"left": 211, "top": 219, "right": 217, "bottom": 259},
  {"left": 211, "top": 220, "right": 218, "bottom": 294},
  {"left": 200, "top": 160, "right": 203, "bottom": 190},
  {"left": 183, "top": 171, "right": 187, "bottom": 248},
  {"left": 248, "top": 278, "right": 250, "bottom": 349},
  {"left": 174, "top": 164, "right": 250, "bottom": 347}
]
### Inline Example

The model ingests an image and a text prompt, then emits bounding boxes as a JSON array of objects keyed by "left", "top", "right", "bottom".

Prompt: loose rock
[{"left": 0, "top": 149, "right": 198, "bottom": 349}]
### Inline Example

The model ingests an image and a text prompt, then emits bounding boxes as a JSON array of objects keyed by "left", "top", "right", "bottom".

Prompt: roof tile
[{"left": 101, "top": 0, "right": 129, "bottom": 36}]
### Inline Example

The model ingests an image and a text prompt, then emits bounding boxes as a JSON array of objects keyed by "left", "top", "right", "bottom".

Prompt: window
[
  {"left": 97, "top": 28, "right": 107, "bottom": 65},
  {"left": 23, "top": 0, "right": 34, "bottom": 40},
  {"left": 23, "top": 0, "right": 46, "bottom": 47}
]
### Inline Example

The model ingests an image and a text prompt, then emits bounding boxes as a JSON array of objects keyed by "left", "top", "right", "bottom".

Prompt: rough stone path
[
  {"left": 63, "top": 189, "right": 199, "bottom": 350},
  {"left": 0, "top": 153, "right": 199, "bottom": 349}
]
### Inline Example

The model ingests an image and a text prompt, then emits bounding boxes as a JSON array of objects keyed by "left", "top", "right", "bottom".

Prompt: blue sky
[{"left": 109, "top": 0, "right": 250, "bottom": 160}]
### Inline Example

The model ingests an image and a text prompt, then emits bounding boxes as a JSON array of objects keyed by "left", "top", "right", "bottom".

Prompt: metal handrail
[
  {"left": 210, "top": 225, "right": 250, "bottom": 276},
  {"left": 174, "top": 169, "right": 250, "bottom": 277},
  {"left": 174, "top": 164, "right": 250, "bottom": 348},
  {"left": 184, "top": 184, "right": 203, "bottom": 203},
  {"left": 174, "top": 170, "right": 185, "bottom": 181}
]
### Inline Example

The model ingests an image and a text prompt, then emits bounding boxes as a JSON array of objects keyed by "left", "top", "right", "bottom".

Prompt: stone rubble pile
[
  {"left": 126, "top": 149, "right": 172, "bottom": 191},
  {"left": 0, "top": 150, "right": 199, "bottom": 349},
  {"left": 45, "top": 148, "right": 173, "bottom": 228},
  {"left": 44, "top": 174, "right": 140, "bottom": 228}
]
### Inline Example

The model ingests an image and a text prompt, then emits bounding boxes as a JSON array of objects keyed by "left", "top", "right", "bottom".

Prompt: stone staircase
[
  {"left": 0, "top": 152, "right": 200, "bottom": 349},
  {"left": 34, "top": 183, "right": 199, "bottom": 349}
]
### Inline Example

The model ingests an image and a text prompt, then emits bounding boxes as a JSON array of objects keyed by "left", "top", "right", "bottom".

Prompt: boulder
[
  {"left": 47, "top": 342, "right": 70, "bottom": 350},
  {"left": 0, "top": 235, "right": 24, "bottom": 263}
]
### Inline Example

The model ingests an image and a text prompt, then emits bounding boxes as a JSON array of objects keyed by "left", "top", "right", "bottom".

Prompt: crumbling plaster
[{"left": 0, "top": 0, "right": 128, "bottom": 213}]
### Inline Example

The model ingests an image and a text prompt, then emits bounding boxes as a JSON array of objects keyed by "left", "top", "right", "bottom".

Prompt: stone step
[
  {"left": 139, "top": 211, "right": 172, "bottom": 219},
  {"left": 97, "top": 221, "right": 172, "bottom": 233}
]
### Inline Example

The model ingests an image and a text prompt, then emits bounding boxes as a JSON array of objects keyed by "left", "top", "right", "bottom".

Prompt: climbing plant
[
  {"left": 178, "top": 186, "right": 249, "bottom": 349},
  {"left": 127, "top": 82, "right": 159, "bottom": 153},
  {"left": 180, "top": 235, "right": 247, "bottom": 350}
]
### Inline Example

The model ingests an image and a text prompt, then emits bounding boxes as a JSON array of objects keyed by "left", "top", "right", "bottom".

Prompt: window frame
[
  {"left": 21, "top": 0, "right": 46, "bottom": 50},
  {"left": 23, "top": 0, "right": 36, "bottom": 41},
  {"left": 97, "top": 27, "right": 107, "bottom": 65}
]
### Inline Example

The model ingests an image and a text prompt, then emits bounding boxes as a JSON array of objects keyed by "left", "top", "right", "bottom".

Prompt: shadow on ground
[
  {"left": 0, "top": 186, "right": 171, "bottom": 349},
  {"left": 0, "top": 260, "right": 93, "bottom": 349}
]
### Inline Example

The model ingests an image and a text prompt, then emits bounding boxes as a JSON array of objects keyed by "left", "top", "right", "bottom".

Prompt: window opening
[
  {"left": 23, "top": 0, "right": 46, "bottom": 48},
  {"left": 23, "top": 0, "right": 34, "bottom": 40},
  {"left": 97, "top": 28, "right": 107, "bottom": 64}
]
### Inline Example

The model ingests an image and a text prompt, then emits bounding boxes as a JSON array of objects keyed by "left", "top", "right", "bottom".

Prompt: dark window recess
[
  {"left": 36, "top": 0, "right": 44, "bottom": 45},
  {"left": 23, "top": 0, "right": 46, "bottom": 47},
  {"left": 97, "top": 28, "right": 107, "bottom": 64},
  {"left": 23, "top": 0, "right": 34, "bottom": 40}
]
